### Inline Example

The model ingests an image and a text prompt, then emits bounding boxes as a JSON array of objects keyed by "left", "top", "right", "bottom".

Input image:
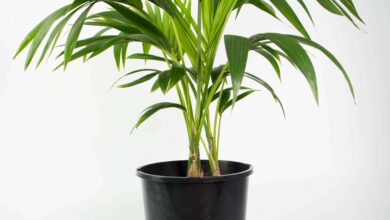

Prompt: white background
[{"left": 1, "top": 0, "right": 389, "bottom": 219}]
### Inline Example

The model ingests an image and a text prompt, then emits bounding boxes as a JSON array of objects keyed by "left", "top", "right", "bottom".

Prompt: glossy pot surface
[{"left": 137, "top": 160, "right": 253, "bottom": 220}]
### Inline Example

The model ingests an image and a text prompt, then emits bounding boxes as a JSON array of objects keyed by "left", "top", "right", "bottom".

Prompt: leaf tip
[
  {"left": 315, "top": 96, "right": 320, "bottom": 107},
  {"left": 24, "top": 62, "right": 30, "bottom": 71},
  {"left": 12, "top": 53, "right": 19, "bottom": 60},
  {"left": 130, "top": 126, "right": 137, "bottom": 135},
  {"left": 352, "top": 94, "right": 357, "bottom": 105}
]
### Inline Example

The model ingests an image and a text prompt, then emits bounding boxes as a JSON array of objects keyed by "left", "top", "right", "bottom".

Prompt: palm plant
[{"left": 14, "top": 0, "right": 363, "bottom": 177}]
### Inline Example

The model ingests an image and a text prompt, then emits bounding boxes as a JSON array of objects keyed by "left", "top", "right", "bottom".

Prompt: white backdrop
[{"left": 1, "top": 0, "right": 389, "bottom": 219}]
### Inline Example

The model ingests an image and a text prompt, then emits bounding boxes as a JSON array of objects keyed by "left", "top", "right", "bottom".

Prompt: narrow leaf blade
[
  {"left": 133, "top": 102, "right": 186, "bottom": 131},
  {"left": 270, "top": 0, "right": 310, "bottom": 38},
  {"left": 64, "top": 4, "right": 94, "bottom": 69},
  {"left": 224, "top": 35, "right": 250, "bottom": 104}
]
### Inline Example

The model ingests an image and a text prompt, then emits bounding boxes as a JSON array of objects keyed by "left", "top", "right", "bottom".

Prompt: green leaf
[
  {"left": 331, "top": 0, "right": 360, "bottom": 29},
  {"left": 13, "top": 24, "right": 41, "bottom": 59},
  {"left": 253, "top": 48, "right": 281, "bottom": 78},
  {"left": 287, "top": 34, "right": 355, "bottom": 100},
  {"left": 75, "top": 35, "right": 119, "bottom": 48},
  {"left": 235, "top": 0, "right": 248, "bottom": 18},
  {"left": 270, "top": 0, "right": 310, "bottom": 38},
  {"left": 117, "top": 72, "right": 159, "bottom": 88},
  {"left": 244, "top": 72, "right": 285, "bottom": 116},
  {"left": 297, "top": 0, "right": 314, "bottom": 25},
  {"left": 168, "top": 65, "right": 186, "bottom": 90},
  {"left": 64, "top": 4, "right": 94, "bottom": 69},
  {"left": 141, "top": 43, "right": 152, "bottom": 64},
  {"left": 36, "top": 7, "right": 82, "bottom": 68},
  {"left": 110, "top": 68, "right": 160, "bottom": 90},
  {"left": 212, "top": 86, "right": 252, "bottom": 102},
  {"left": 13, "top": 4, "right": 73, "bottom": 60},
  {"left": 143, "top": 43, "right": 152, "bottom": 55},
  {"left": 148, "top": 0, "right": 175, "bottom": 15},
  {"left": 125, "top": 34, "right": 159, "bottom": 45},
  {"left": 113, "top": 34, "right": 127, "bottom": 70},
  {"left": 128, "top": 53, "right": 167, "bottom": 62},
  {"left": 22, "top": 5, "right": 72, "bottom": 69},
  {"left": 88, "top": 39, "right": 127, "bottom": 59},
  {"left": 260, "top": 44, "right": 294, "bottom": 65},
  {"left": 252, "top": 33, "right": 318, "bottom": 103},
  {"left": 249, "top": 0, "right": 278, "bottom": 18},
  {"left": 151, "top": 79, "right": 161, "bottom": 92},
  {"left": 88, "top": 11, "right": 130, "bottom": 24},
  {"left": 133, "top": 102, "right": 186, "bottom": 131},
  {"left": 54, "top": 36, "right": 123, "bottom": 70},
  {"left": 70, "top": 0, "right": 90, "bottom": 9},
  {"left": 158, "top": 65, "right": 185, "bottom": 94},
  {"left": 121, "top": 42, "right": 128, "bottom": 68},
  {"left": 104, "top": 1, "right": 169, "bottom": 49},
  {"left": 114, "top": 43, "right": 122, "bottom": 70},
  {"left": 224, "top": 35, "right": 250, "bottom": 104},
  {"left": 339, "top": 0, "right": 364, "bottom": 23},
  {"left": 120, "top": 0, "right": 143, "bottom": 10},
  {"left": 158, "top": 70, "right": 171, "bottom": 94},
  {"left": 84, "top": 20, "right": 140, "bottom": 34},
  {"left": 81, "top": 0, "right": 143, "bottom": 10},
  {"left": 218, "top": 89, "right": 232, "bottom": 113},
  {"left": 260, "top": 44, "right": 281, "bottom": 61},
  {"left": 211, "top": 65, "right": 226, "bottom": 83},
  {"left": 221, "top": 90, "right": 256, "bottom": 113},
  {"left": 317, "top": 0, "right": 343, "bottom": 15}
]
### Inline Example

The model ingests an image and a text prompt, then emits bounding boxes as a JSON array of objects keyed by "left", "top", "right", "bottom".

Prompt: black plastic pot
[{"left": 137, "top": 160, "right": 253, "bottom": 220}]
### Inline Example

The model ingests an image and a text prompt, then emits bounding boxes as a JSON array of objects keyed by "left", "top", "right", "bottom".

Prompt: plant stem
[
  {"left": 176, "top": 85, "right": 193, "bottom": 145},
  {"left": 213, "top": 78, "right": 226, "bottom": 161},
  {"left": 195, "top": 0, "right": 203, "bottom": 128},
  {"left": 188, "top": 0, "right": 204, "bottom": 177},
  {"left": 196, "top": 64, "right": 229, "bottom": 176},
  {"left": 216, "top": 114, "right": 222, "bottom": 158},
  {"left": 196, "top": 64, "right": 228, "bottom": 141}
]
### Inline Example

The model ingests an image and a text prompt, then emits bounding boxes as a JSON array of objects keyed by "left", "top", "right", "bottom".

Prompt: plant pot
[{"left": 136, "top": 160, "right": 253, "bottom": 220}]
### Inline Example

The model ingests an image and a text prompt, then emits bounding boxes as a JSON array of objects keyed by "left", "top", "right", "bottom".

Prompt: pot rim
[{"left": 136, "top": 160, "right": 253, "bottom": 183}]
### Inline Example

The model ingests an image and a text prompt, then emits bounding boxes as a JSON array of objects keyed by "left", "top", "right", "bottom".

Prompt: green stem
[
  {"left": 200, "top": 135, "right": 216, "bottom": 174},
  {"left": 213, "top": 78, "right": 226, "bottom": 160},
  {"left": 216, "top": 114, "right": 222, "bottom": 158},
  {"left": 182, "top": 78, "right": 194, "bottom": 123},
  {"left": 195, "top": 64, "right": 228, "bottom": 176},
  {"left": 195, "top": 0, "right": 203, "bottom": 128},
  {"left": 187, "top": 0, "right": 205, "bottom": 177},
  {"left": 176, "top": 84, "right": 193, "bottom": 147},
  {"left": 168, "top": 16, "right": 197, "bottom": 159},
  {"left": 206, "top": 112, "right": 214, "bottom": 153},
  {"left": 196, "top": 64, "right": 228, "bottom": 139}
]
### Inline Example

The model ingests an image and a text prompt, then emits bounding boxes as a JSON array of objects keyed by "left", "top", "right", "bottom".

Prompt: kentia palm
[
  {"left": 15, "top": 1, "right": 363, "bottom": 218},
  {"left": 14, "top": 0, "right": 363, "bottom": 176}
]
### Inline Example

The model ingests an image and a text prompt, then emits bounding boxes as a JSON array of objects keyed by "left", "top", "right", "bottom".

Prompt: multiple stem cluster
[{"left": 174, "top": 1, "right": 231, "bottom": 177}]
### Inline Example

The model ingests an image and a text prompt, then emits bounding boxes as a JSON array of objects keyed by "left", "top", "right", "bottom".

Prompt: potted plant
[{"left": 14, "top": 0, "right": 363, "bottom": 219}]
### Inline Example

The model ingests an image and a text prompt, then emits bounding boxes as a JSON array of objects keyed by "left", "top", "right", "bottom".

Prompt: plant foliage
[{"left": 15, "top": 0, "right": 363, "bottom": 177}]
